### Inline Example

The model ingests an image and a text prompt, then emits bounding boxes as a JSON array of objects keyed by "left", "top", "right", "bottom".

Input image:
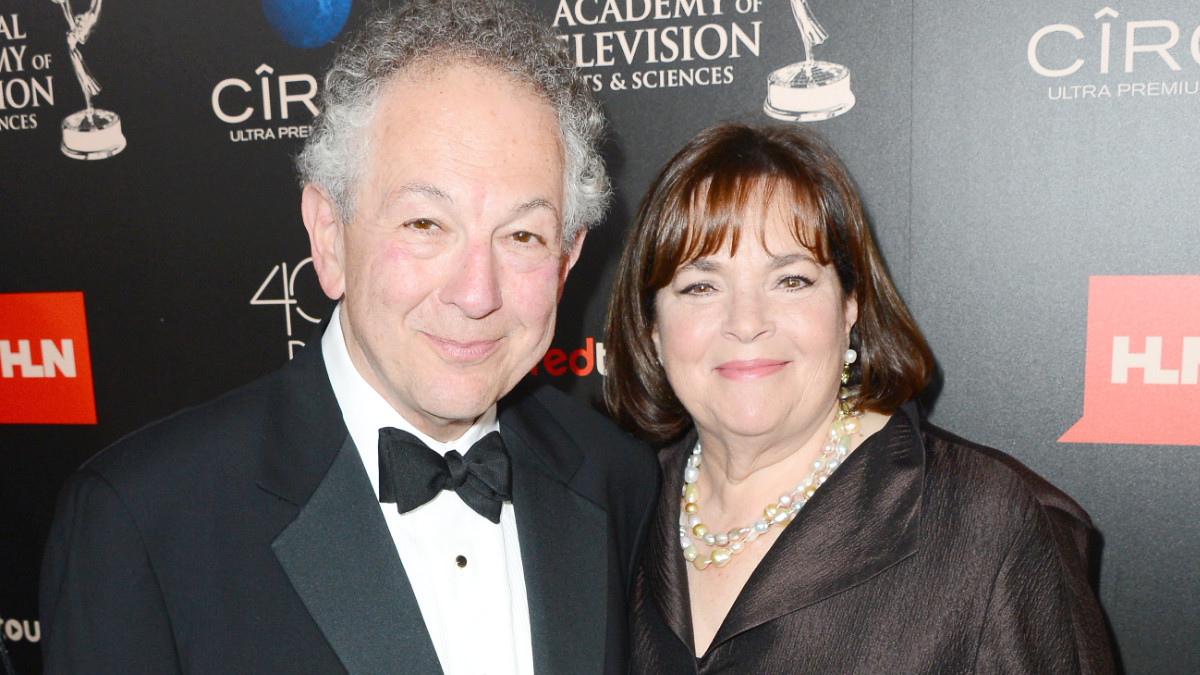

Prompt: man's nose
[{"left": 438, "top": 240, "right": 503, "bottom": 319}]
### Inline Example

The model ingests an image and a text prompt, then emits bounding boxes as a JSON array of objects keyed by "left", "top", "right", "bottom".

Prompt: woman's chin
[{"left": 704, "top": 410, "right": 791, "bottom": 442}]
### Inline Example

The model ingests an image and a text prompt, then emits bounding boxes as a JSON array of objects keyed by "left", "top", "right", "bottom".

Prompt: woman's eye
[
  {"left": 780, "top": 275, "right": 812, "bottom": 290},
  {"left": 681, "top": 282, "right": 715, "bottom": 295}
]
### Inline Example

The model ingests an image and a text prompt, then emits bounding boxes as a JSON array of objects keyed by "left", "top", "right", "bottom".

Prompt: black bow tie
[{"left": 377, "top": 428, "right": 512, "bottom": 523}]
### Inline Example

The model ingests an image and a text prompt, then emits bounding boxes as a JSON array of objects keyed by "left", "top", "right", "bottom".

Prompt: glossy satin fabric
[{"left": 630, "top": 403, "right": 1115, "bottom": 674}]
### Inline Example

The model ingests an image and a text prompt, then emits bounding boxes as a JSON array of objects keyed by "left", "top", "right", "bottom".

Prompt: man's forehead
[
  {"left": 352, "top": 61, "right": 567, "bottom": 229},
  {"left": 369, "top": 60, "right": 561, "bottom": 150}
]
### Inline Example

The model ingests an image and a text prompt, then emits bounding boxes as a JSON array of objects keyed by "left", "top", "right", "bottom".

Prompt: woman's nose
[{"left": 722, "top": 289, "right": 774, "bottom": 343}]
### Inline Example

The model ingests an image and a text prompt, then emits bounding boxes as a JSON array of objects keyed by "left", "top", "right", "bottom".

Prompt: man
[{"left": 39, "top": 1, "right": 659, "bottom": 672}]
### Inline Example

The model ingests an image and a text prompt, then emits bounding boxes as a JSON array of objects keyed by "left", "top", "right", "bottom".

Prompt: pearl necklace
[{"left": 679, "top": 389, "right": 861, "bottom": 570}]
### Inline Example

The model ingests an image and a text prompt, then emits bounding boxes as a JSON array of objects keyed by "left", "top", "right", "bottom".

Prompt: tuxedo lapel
[
  {"left": 501, "top": 387, "right": 609, "bottom": 675},
  {"left": 272, "top": 438, "right": 442, "bottom": 675},
  {"left": 254, "top": 339, "right": 441, "bottom": 674}
]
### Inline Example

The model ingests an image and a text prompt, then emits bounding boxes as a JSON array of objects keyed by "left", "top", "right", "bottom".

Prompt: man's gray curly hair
[{"left": 296, "top": 0, "right": 609, "bottom": 246}]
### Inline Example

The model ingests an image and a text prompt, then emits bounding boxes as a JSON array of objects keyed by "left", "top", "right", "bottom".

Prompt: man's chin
[
  {"left": 391, "top": 364, "right": 534, "bottom": 433},
  {"left": 407, "top": 387, "right": 505, "bottom": 431}
]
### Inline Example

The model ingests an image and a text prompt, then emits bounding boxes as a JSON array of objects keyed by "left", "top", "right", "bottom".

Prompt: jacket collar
[
  {"left": 257, "top": 344, "right": 608, "bottom": 674},
  {"left": 254, "top": 338, "right": 590, "bottom": 508},
  {"left": 498, "top": 382, "right": 586, "bottom": 484},
  {"left": 253, "top": 338, "right": 439, "bottom": 673},
  {"left": 254, "top": 334, "right": 348, "bottom": 507},
  {"left": 499, "top": 384, "right": 609, "bottom": 675},
  {"left": 647, "top": 403, "right": 926, "bottom": 655}
]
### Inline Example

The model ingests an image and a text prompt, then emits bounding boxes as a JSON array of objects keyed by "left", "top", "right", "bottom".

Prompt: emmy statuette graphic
[
  {"left": 54, "top": 0, "right": 126, "bottom": 159},
  {"left": 764, "top": 0, "right": 855, "bottom": 122}
]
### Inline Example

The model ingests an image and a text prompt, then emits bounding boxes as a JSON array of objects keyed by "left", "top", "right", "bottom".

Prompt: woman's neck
[
  {"left": 689, "top": 408, "right": 892, "bottom": 531},
  {"left": 691, "top": 406, "right": 838, "bottom": 529}
]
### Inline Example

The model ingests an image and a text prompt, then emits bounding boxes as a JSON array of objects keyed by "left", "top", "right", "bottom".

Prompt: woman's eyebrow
[
  {"left": 681, "top": 258, "right": 721, "bottom": 272},
  {"left": 769, "top": 252, "right": 813, "bottom": 269}
]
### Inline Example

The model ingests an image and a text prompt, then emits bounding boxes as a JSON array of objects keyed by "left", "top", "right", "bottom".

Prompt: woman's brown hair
[{"left": 603, "top": 122, "right": 934, "bottom": 442}]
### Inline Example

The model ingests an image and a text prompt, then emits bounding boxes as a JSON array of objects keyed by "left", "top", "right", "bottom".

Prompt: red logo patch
[
  {"left": 0, "top": 292, "right": 97, "bottom": 425},
  {"left": 1060, "top": 276, "right": 1200, "bottom": 446}
]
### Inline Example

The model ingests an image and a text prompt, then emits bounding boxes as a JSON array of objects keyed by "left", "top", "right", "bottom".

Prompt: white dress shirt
[{"left": 322, "top": 304, "right": 534, "bottom": 675}]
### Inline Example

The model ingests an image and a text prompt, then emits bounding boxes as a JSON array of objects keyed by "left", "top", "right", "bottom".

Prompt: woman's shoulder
[
  {"left": 914, "top": 418, "right": 1096, "bottom": 571},
  {"left": 913, "top": 419, "right": 1113, "bottom": 670},
  {"left": 918, "top": 420, "right": 1091, "bottom": 525}
]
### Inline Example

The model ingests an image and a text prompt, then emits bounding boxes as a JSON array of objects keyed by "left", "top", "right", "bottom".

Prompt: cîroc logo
[
  {"left": 1060, "top": 276, "right": 1200, "bottom": 446},
  {"left": 261, "top": 0, "right": 352, "bottom": 49},
  {"left": 763, "top": 0, "right": 854, "bottom": 122},
  {"left": 1029, "top": 7, "right": 1200, "bottom": 101},
  {"left": 211, "top": 64, "right": 319, "bottom": 142},
  {"left": 0, "top": 292, "right": 96, "bottom": 425}
]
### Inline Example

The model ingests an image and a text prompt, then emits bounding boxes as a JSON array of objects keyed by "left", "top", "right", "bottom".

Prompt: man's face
[{"left": 304, "top": 62, "right": 584, "bottom": 441}]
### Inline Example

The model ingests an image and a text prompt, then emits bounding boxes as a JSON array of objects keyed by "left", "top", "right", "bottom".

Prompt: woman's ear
[{"left": 843, "top": 292, "right": 859, "bottom": 339}]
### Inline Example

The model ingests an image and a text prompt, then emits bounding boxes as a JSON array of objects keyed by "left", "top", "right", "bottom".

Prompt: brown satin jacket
[{"left": 630, "top": 403, "right": 1116, "bottom": 674}]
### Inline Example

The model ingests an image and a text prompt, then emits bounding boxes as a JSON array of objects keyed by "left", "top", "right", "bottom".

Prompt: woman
[{"left": 605, "top": 123, "right": 1114, "bottom": 673}]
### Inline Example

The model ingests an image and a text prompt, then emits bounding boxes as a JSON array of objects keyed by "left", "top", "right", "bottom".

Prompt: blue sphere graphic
[{"left": 262, "top": 0, "right": 352, "bottom": 49}]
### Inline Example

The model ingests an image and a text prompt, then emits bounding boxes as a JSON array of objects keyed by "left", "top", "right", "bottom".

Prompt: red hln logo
[
  {"left": 1060, "top": 276, "right": 1200, "bottom": 446},
  {"left": 0, "top": 292, "right": 97, "bottom": 425}
]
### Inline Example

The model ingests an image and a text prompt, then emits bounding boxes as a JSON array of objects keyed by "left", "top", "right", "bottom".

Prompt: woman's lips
[{"left": 714, "top": 359, "right": 789, "bottom": 380}]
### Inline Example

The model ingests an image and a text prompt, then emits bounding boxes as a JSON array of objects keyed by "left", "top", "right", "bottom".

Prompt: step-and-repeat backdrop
[{"left": 2, "top": 0, "right": 1197, "bottom": 671}]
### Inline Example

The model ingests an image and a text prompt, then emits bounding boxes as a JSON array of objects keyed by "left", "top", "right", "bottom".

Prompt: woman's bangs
[{"left": 670, "top": 174, "right": 828, "bottom": 273}]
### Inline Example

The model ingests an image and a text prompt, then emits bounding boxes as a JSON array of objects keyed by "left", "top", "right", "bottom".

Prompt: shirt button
[{"left": 455, "top": 555, "right": 468, "bottom": 568}]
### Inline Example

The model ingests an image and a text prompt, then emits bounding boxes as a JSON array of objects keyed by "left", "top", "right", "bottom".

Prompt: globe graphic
[{"left": 262, "top": 0, "right": 352, "bottom": 49}]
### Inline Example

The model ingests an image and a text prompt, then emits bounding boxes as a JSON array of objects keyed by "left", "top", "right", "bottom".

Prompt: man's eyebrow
[
  {"left": 397, "top": 181, "right": 453, "bottom": 202},
  {"left": 514, "top": 197, "right": 558, "bottom": 217}
]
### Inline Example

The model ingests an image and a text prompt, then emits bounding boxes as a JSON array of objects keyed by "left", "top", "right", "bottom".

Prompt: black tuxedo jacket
[{"left": 40, "top": 339, "right": 659, "bottom": 674}]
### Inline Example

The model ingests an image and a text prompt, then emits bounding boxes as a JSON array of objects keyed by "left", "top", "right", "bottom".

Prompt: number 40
[{"left": 250, "top": 258, "right": 323, "bottom": 358}]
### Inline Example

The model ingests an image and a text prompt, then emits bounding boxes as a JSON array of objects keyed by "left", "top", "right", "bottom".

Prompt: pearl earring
[{"left": 841, "top": 348, "right": 857, "bottom": 384}]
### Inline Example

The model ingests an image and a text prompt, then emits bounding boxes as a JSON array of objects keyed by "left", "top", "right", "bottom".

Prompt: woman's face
[{"left": 652, "top": 204, "right": 857, "bottom": 447}]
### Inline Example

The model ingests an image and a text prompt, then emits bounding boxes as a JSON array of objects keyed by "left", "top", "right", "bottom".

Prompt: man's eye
[
  {"left": 405, "top": 219, "right": 437, "bottom": 231},
  {"left": 511, "top": 231, "right": 542, "bottom": 244}
]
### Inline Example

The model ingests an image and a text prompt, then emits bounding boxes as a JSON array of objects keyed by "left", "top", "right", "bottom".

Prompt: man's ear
[
  {"left": 557, "top": 228, "right": 588, "bottom": 292},
  {"left": 563, "top": 228, "right": 588, "bottom": 272},
  {"left": 566, "top": 228, "right": 587, "bottom": 270},
  {"left": 301, "top": 183, "right": 346, "bottom": 300}
]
